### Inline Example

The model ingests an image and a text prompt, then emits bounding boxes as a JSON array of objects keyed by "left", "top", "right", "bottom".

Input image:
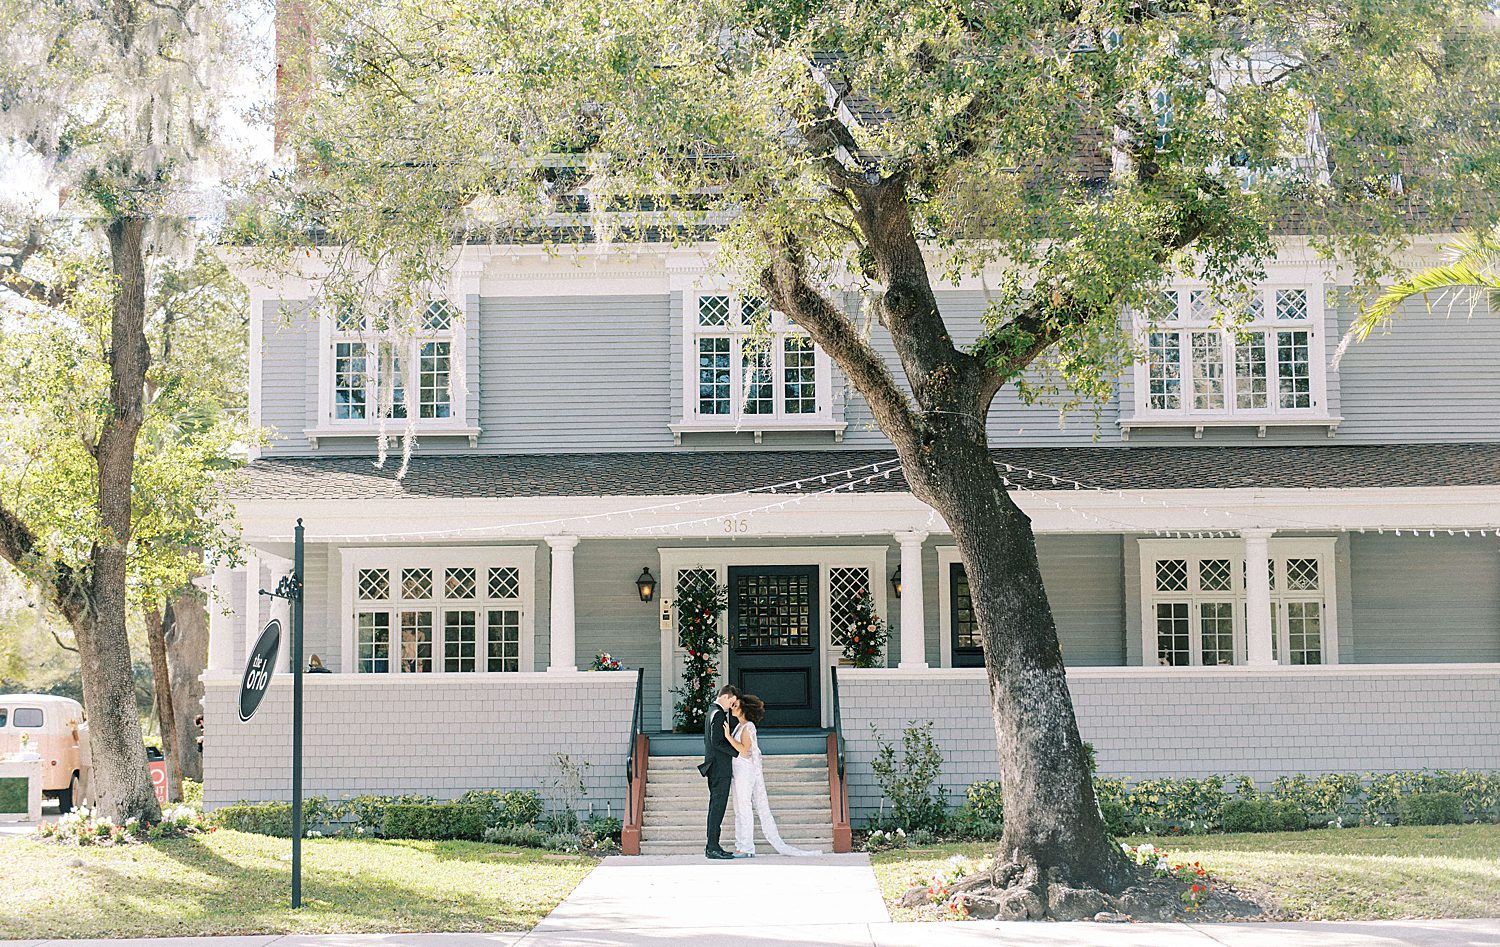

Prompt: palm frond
[{"left": 1334, "top": 227, "right": 1500, "bottom": 369}]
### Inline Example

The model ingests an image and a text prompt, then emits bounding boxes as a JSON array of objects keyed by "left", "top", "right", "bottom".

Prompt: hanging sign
[{"left": 239, "top": 618, "right": 282, "bottom": 722}]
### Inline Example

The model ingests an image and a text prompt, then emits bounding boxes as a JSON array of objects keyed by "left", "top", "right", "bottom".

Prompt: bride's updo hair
[{"left": 739, "top": 694, "right": 766, "bottom": 724}]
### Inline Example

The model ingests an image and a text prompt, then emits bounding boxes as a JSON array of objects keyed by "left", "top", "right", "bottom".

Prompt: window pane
[
  {"left": 1154, "top": 559, "right": 1188, "bottom": 592},
  {"left": 487, "top": 610, "right": 521, "bottom": 672},
  {"left": 783, "top": 336, "right": 817, "bottom": 414},
  {"left": 698, "top": 295, "right": 730, "bottom": 326},
  {"left": 424, "top": 300, "right": 457, "bottom": 331},
  {"left": 357, "top": 612, "right": 390, "bottom": 673},
  {"left": 1147, "top": 332, "right": 1181, "bottom": 410},
  {"left": 697, "top": 337, "right": 731, "bottom": 415},
  {"left": 740, "top": 295, "right": 767, "bottom": 326},
  {"left": 741, "top": 340, "right": 774, "bottom": 415},
  {"left": 444, "top": 610, "right": 477, "bottom": 672},
  {"left": 335, "top": 306, "right": 364, "bottom": 333},
  {"left": 1190, "top": 331, "right": 1224, "bottom": 410},
  {"left": 953, "top": 568, "right": 981, "bottom": 651},
  {"left": 1156, "top": 602, "right": 1190, "bottom": 666},
  {"left": 1275, "top": 288, "right": 1308, "bottom": 321},
  {"left": 1234, "top": 330, "right": 1268, "bottom": 410},
  {"left": 1199, "top": 602, "right": 1236, "bottom": 665},
  {"left": 357, "top": 568, "right": 389, "bottom": 601},
  {"left": 1188, "top": 290, "right": 1213, "bottom": 323},
  {"left": 402, "top": 568, "right": 433, "bottom": 599},
  {"left": 13, "top": 708, "right": 43, "bottom": 728},
  {"left": 488, "top": 567, "right": 520, "bottom": 599},
  {"left": 419, "top": 341, "right": 452, "bottom": 419},
  {"left": 1287, "top": 601, "right": 1322, "bottom": 665},
  {"left": 400, "top": 611, "right": 433, "bottom": 672},
  {"left": 334, "top": 342, "right": 369, "bottom": 420},
  {"left": 1276, "top": 330, "right": 1311, "bottom": 409},
  {"left": 1286, "top": 557, "right": 1320, "bottom": 590},
  {"left": 1199, "top": 559, "right": 1232, "bottom": 592},
  {"left": 446, "top": 567, "right": 477, "bottom": 599},
  {"left": 378, "top": 343, "right": 407, "bottom": 420}
]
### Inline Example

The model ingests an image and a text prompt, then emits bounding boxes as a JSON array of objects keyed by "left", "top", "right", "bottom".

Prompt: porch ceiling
[{"left": 236, "top": 443, "right": 1500, "bottom": 501}]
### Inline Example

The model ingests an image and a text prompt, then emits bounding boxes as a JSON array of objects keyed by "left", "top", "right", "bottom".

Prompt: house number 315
[{"left": 721, "top": 517, "right": 750, "bottom": 533}]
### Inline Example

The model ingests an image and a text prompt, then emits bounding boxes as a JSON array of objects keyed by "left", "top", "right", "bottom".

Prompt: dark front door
[
  {"left": 728, "top": 565, "right": 820, "bottom": 728},
  {"left": 950, "top": 562, "right": 985, "bottom": 668}
]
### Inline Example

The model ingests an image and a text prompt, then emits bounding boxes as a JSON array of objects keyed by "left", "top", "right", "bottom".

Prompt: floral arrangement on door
[
  {"left": 672, "top": 570, "right": 728, "bottom": 732},
  {"left": 834, "top": 590, "right": 887, "bottom": 668}
]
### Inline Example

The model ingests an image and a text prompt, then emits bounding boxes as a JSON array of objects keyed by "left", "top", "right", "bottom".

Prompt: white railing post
[
  {"left": 207, "top": 564, "right": 236, "bottom": 672},
  {"left": 1244, "top": 529, "right": 1276, "bottom": 666},
  {"left": 547, "top": 535, "right": 580, "bottom": 672},
  {"left": 895, "top": 531, "right": 928, "bottom": 669}
]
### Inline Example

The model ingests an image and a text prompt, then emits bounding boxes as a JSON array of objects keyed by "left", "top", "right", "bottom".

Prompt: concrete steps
[{"left": 639, "top": 753, "right": 834, "bottom": 856}]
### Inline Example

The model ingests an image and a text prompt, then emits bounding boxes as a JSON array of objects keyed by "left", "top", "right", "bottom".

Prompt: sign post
[{"left": 253, "top": 519, "right": 305, "bottom": 909}]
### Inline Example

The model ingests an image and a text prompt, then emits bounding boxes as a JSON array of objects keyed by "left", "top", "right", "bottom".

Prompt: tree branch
[
  {"left": 0, "top": 224, "right": 70, "bottom": 309},
  {"left": 0, "top": 499, "right": 93, "bottom": 629}
]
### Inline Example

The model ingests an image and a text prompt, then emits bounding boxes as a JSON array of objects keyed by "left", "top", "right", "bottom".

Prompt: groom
[{"left": 698, "top": 683, "right": 740, "bottom": 860}]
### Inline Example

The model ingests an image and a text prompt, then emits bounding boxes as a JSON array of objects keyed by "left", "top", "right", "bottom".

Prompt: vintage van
[{"left": 0, "top": 694, "right": 88, "bottom": 812}]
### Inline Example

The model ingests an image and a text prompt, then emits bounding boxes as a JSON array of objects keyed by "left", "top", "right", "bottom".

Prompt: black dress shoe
[{"left": 705, "top": 848, "right": 734, "bottom": 860}]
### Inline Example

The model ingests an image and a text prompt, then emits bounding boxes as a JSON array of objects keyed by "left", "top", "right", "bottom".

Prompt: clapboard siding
[
  {"left": 260, "top": 300, "right": 315, "bottom": 452},
  {"left": 574, "top": 540, "right": 667, "bottom": 722},
  {"left": 1348, "top": 533, "right": 1500, "bottom": 663},
  {"left": 479, "top": 294, "right": 675, "bottom": 452},
  {"left": 1038, "top": 534, "right": 1128, "bottom": 666}
]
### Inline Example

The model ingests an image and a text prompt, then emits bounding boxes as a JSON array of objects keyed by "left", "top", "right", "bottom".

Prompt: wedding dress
[{"left": 731, "top": 720, "right": 824, "bottom": 856}]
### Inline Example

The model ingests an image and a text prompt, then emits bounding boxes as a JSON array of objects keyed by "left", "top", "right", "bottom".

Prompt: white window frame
[
  {"left": 673, "top": 291, "right": 843, "bottom": 441},
  {"left": 655, "top": 546, "right": 887, "bottom": 731},
  {"left": 1137, "top": 538, "right": 1339, "bottom": 667},
  {"left": 1127, "top": 284, "right": 1334, "bottom": 434},
  {"left": 311, "top": 300, "right": 476, "bottom": 444},
  {"left": 339, "top": 546, "right": 536, "bottom": 675}
]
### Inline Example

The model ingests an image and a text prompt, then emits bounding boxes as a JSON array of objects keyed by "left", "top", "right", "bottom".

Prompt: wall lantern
[
  {"left": 890, "top": 566, "right": 902, "bottom": 598},
  {"left": 636, "top": 567, "right": 657, "bottom": 603}
]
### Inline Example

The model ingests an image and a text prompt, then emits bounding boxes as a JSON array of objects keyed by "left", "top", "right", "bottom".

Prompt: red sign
[{"left": 148, "top": 760, "right": 168, "bottom": 806}]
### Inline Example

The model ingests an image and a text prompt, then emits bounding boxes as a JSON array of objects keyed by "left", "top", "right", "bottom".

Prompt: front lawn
[
  {"left": 871, "top": 824, "right": 1500, "bottom": 921},
  {"left": 0, "top": 828, "right": 597, "bottom": 938}
]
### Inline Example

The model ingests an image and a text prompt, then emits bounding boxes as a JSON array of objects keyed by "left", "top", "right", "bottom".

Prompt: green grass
[
  {"left": 0, "top": 777, "right": 27, "bottom": 814},
  {"left": 0, "top": 829, "right": 598, "bottom": 938},
  {"left": 870, "top": 824, "right": 1500, "bottom": 921}
]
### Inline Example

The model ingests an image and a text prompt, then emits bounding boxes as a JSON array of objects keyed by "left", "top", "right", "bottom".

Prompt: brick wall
[
  {"left": 202, "top": 672, "right": 638, "bottom": 817},
  {"left": 838, "top": 666, "right": 1500, "bottom": 821}
]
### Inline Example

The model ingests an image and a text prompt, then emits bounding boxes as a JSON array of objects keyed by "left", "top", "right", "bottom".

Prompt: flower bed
[{"left": 37, "top": 804, "right": 214, "bottom": 846}]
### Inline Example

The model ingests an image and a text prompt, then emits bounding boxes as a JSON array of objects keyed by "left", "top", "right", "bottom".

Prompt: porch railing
[
  {"left": 621, "top": 667, "right": 648, "bottom": 855},
  {"left": 828, "top": 666, "right": 852, "bottom": 852}
]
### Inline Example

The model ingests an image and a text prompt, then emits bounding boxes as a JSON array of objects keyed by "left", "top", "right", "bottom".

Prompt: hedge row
[
  {"left": 955, "top": 769, "right": 1500, "bottom": 837},
  {"left": 213, "top": 789, "right": 543, "bottom": 840}
]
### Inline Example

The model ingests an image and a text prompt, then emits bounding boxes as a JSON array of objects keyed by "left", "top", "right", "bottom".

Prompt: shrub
[
  {"left": 214, "top": 801, "right": 295, "bottom": 837},
  {"left": 964, "top": 781, "right": 1003, "bottom": 823},
  {"left": 1099, "top": 799, "right": 1131, "bottom": 837},
  {"left": 483, "top": 823, "right": 580, "bottom": 852},
  {"left": 457, "top": 789, "right": 544, "bottom": 828},
  {"left": 181, "top": 780, "right": 204, "bottom": 808},
  {"left": 1222, "top": 799, "right": 1265, "bottom": 834},
  {"left": 1401, "top": 792, "right": 1465, "bottom": 826},
  {"left": 584, "top": 813, "right": 623, "bottom": 844},
  {"left": 869, "top": 720, "right": 948, "bottom": 831},
  {"left": 380, "top": 802, "right": 488, "bottom": 841}
]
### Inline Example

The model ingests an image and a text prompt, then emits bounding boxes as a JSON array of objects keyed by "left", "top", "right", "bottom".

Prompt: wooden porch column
[
  {"left": 895, "top": 530, "right": 928, "bottom": 669},
  {"left": 547, "top": 535, "right": 580, "bottom": 672},
  {"left": 1244, "top": 529, "right": 1276, "bottom": 666},
  {"left": 206, "top": 564, "right": 236, "bottom": 673}
]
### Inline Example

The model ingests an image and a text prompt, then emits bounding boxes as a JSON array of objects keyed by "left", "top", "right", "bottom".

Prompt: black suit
[{"left": 699, "top": 704, "right": 735, "bottom": 852}]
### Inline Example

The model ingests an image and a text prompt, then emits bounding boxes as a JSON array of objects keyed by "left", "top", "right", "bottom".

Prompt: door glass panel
[
  {"left": 1199, "top": 602, "right": 1236, "bottom": 666},
  {"left": 732, "top": 573, "right": 810, "bottom": 648},
  {"left": 1156, "top": 602, "right": 1190, "bottom": 666},
  {"left": 1287, "top": 601, "right": 1322, "bottom": 665}
]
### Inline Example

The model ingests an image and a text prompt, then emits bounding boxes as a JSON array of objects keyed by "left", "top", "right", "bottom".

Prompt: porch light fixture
[
  {"left": 636, "top": 567, "right": 657, "bottom": 602},
  {"left": 891, "top": 566, "right": 902, "bottom": 598}
]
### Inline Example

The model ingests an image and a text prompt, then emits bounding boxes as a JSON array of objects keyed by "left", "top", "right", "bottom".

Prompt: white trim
[
  {"left": 655, "top": 545, "right": 889, "bottom": 731},
  {"left": 1119, "top": 416, "right": 1342, "bottom": 439},
  {"left": 337, "top": 545, "right": 538, "bottom": 676},
  {"left": 304, "top": 424, "right": 481, "bottom": 449},
  {"left": 936, "top": 546, "right": 960, "bottom": 669},
  {"left": 669, "top": 419, "right": 847, "bottom": 444},
  {"left": 247, "top": 290, "right": 264, "bottom": 461},
  {"left": 1137, "top": 537, "right": 1339, "bottom": 668},
  {"left": 201, "top": 668, "right": 602, "bottom": 686}
]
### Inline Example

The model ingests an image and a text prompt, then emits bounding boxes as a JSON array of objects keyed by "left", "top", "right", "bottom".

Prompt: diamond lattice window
[
  {"left": 1155, "top": 559, "right": 1189, "bottom": 592},
  {"left": 445, "top": 567, "right": 477, "bottom": 599},
  {"left": 358, "top": 568, "right": 389, "bottom": 601},
  {"left": 402, "top": 568, "right": 433, "bottom": 600},
  {"left": 489, "top": 567, "right": 520, "bottom": 599}
]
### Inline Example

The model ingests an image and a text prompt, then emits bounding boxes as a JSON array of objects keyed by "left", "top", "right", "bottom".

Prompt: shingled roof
[{"left": 235, "top": 443, "right": 1500, "bottom": 501}]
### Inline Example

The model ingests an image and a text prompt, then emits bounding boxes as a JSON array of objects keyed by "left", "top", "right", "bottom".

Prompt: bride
[{"left": 723, "top": 693, "right": 824, "bottom": 857}]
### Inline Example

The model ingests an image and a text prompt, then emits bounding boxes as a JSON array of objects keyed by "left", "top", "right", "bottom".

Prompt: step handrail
[
  {"left": 828, "top": 666, "right": 852, "bottom": 852},
  {"left": 622, "top": 667, "right": 648, "bottom": 855}
]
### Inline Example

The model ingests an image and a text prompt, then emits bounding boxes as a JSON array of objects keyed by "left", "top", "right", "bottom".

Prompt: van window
[
  {"left": 13, "top": 708, "right": 43, "bottom": 728},
  {"left": 0, "top": 708, "right": 7, "bottom": 727}
]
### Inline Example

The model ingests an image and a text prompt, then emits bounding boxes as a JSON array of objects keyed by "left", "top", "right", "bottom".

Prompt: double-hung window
[
  {"left": 1139, "top": 539, "right": 1336, "bottom": 667},
  {"left": 349, "top": 550, "right": 530, "bottom": 675},
  {"left": 324, "top": 300, "right": 461, "bottom": 427},
  {"left": 1133, "top": 286, "right": 1326, "bottom": 423},
  {"left": 689, "top": 294, "right": 832, "bottom": 424}
]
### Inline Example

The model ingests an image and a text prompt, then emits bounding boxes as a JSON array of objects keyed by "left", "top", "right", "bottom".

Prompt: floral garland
[
  {"left": 589, "top": 651, "right": 623, "bottom": 671},
  {"left": 672, "top": 574, "right": 728, "bottom": 732},
  {"left": 833, "top": 591, "right": 887, "bottom": 668}
]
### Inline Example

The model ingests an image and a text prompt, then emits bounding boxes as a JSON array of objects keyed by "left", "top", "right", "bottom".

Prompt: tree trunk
[
  {"left": 77, "top": 216, "right": 160, "bottom": 824},
  {"left": 166, "top": 589, "right": 208, "bottom": 781},
  {"left": 144, "top": 605, "right": 183, "bottom": 802}
]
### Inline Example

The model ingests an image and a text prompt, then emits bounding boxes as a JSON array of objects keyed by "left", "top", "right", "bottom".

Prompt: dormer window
[
  {"left": 673, "top": 293, "right": 840, "bottom": 442},
  {"left": 312, "top": 299, "right": 474, "bottom": 446},
  {"left": 1125, "top": 285, "right": 1334, "bottom": 436}
]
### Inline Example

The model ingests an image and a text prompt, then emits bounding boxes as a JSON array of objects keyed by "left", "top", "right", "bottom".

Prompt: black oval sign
[{"left": 239, "top": 619, "right": 282, "bottom": 722}]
